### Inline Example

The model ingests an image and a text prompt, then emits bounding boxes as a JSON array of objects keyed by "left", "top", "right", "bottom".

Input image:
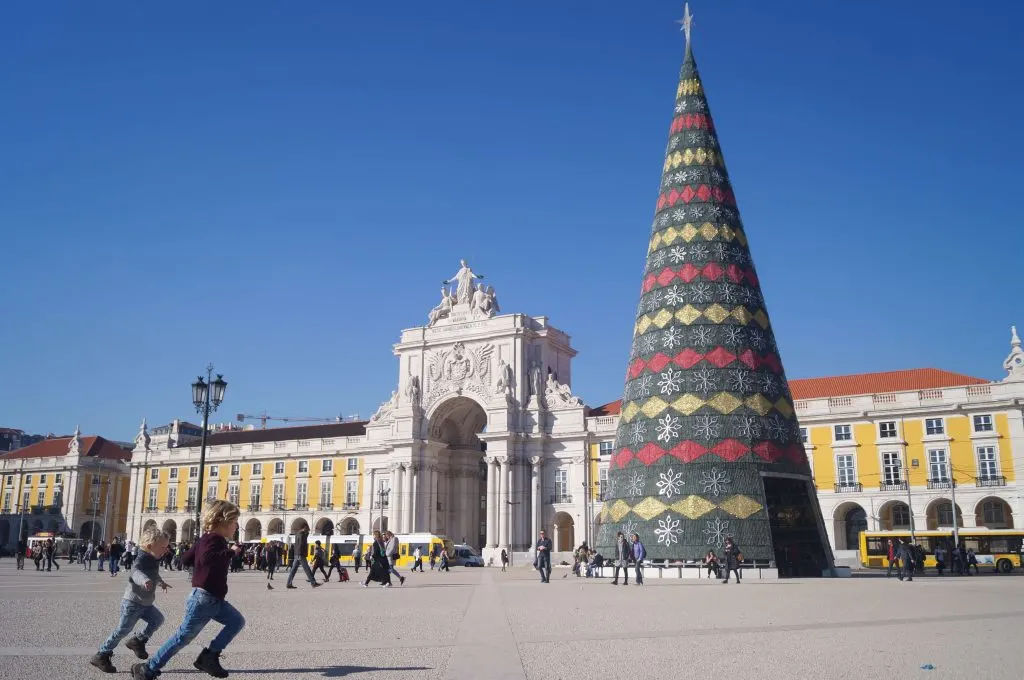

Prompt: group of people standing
[{"left": 886, "top": 538, "right": 980, "bottom": 581}]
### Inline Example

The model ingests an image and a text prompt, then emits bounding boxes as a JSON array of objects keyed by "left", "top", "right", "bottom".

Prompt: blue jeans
[
  {"left": 110, "top": 558, "right": 119, "bottom": 575},
  {"left": 100, "top": 600, "right": 164, "bottom": 653},
  {"left": 286, "top": 556, "right": 316, "bottom": 586},
  {"left": 147, "top": 588, "right": 245, "bottom": 672}
]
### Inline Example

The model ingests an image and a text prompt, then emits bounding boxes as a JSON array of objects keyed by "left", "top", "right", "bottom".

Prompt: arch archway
[
  {"left": 142, "top": 519, "right": 158, "bottom": 536},
  {"left": 340, "top": 517, "right": 360, "bottom": 535},
  {"left": 552, "top": 511, "right": 575, "bottom": 552},
  {"left": 426, "top": 396, "right": 489, "bottom": 548},
  {"left": 181, "top": 519, "right": 196, "bottom": 542},
  {"left": 315, "top": 518, "right": 334, "bottom": 535},
  {"left": 244, "top": 518, "right": 262, "bottom": 541},
  {"left": 267, "top": 518, "right": 284, "bottom": 536},
  {"left": 162, "top": 519, "right": 177, "bottom": 543},
  {"left": 372, "top": 516, "right": 389, "bottom": 533},
  {"left": 878, "top": 500, "right": 912, "bottom": 531},
  {"left": 925, "top": 499, "right": 963, "bottom": 530},
  {"left": 976, "top": 497, "right": 1013, "bottom": 529},
  {"left": 290, "top": 517, "right": 310, "bottom": 534},
  {"left": 80, "top": 521, "right": 101, "bottom": 542},
  {"left": 832, "top": 502, "right": 867, "bottom": 551}
]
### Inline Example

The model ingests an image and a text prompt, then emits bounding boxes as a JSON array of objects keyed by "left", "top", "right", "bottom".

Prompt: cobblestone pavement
[{"left": 0, "top": 561, "right": 1020, "bottom": 679}]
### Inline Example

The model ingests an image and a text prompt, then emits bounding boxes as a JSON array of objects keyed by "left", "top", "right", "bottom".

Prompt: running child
[
  {"left": 90, "top": 526, "right": 172, "bottom": 673},
  {"left": 132, "top": 500, "right": 244, "bottom": 680}
]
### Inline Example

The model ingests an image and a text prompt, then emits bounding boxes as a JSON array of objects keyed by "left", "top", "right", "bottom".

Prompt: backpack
[{"left": 339, "top": 567, "right": 350, "bottom": 582}]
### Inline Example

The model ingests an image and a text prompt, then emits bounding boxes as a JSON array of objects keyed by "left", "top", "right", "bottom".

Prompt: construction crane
[{"left": 235, "top": 411, "right": 346, "bottom": 430}]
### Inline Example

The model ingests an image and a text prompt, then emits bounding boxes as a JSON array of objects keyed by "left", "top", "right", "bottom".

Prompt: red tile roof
[
  {"left": 788, "top": 368, "right": 989, "bottom": 400},
  {"left": 588, "top": 368, "right": 990, "bottom": 415},
  {"left": 0, "top": 435, "right": 131, "bottom": 461}
]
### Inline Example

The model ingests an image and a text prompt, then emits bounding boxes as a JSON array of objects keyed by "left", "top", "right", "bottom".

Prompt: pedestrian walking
[
  {"left": 611, "top": 532, "right": 630, "bottom": 585},
  {"left": 896, "top": 539, "right": 914, "bottom": 582},
  {"left": 412, "top": 546, "right": 424, "bottom": 572},
  {"left": 130, "top": 500, "right": 246, "bottom": 680},
  {"left": 325, "top": 549, "right": 345, "bottom": 582},
  {"left": 967, "top": 548, "right": 979, "bottom": 575},
  {"left": 721, "top": 536, "right": 742, "bottom": 584},
  {"left": 534, "top": 530, "right": 552, "bottom": 583},
  {"left": 500, "top": 548, "right": 509, "bottom": 572},
  {"left": 110, "top": 539, "right": 125, "bottom": 577},
  {"left": 90, "top": 527, "right": 172, "bottom": 674},
  {"left": 934, "top": 543, "right": 947, "bottom": 576},
  {"left": 361, "top": 530, "right": 392, "bottom": 588},
  {"left": 16, "top": 539, "right": 26, "bottom": 570},
  {"left": 285, "top": 527, "right": 320, "bottom": 590},
  {"left": 631, "top": 533, "right": 646, "bottom": 585},
  {"left": 438, "top": 548, "right": 450, "bottom": 572},
  {"left": 310, "top": 541, "right": 329, "bottom": 582},
  {"left": 265, "top": 542, "right": 280, "bottom": 581},
  {"left": 383, "top": 531, "right": 406, "bottom": 586}
]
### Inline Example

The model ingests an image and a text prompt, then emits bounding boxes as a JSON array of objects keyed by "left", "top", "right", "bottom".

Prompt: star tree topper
[{"left": 676, "top": 3, "right": 694, "bottom": 45}]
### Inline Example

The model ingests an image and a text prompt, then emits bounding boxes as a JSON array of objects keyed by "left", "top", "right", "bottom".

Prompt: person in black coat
[
  {"left": 362, "top": 531, "right": 392, "bottom": 587},
  {"left": 721, "top": 536, "right": 742, "bottom": 584}
]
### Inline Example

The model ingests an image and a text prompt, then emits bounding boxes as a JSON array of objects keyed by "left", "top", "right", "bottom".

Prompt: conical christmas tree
[{"left": 597, "top": 8, "right": 832, "bottom": 572}]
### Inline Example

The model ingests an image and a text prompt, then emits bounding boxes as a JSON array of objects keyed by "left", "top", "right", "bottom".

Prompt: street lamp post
[
  {"left": 376, "top": 487, "right": 391, "bottom": 533},
  {"left": 191, "top": 364, "right": 228, "bottom": 542}
]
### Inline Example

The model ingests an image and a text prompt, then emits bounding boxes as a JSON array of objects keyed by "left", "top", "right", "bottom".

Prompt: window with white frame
[
  {"left": 298, "top": 461, "right": 309, "bottom": 474},
  {"left": 274, "top": 462, "right": 285, "bottom": 475},
  {"left": 24, "top": 474, "right": 32, "bottom": 485},
  {"left": 799, "top": 427, "right": 808, "bottom": 444},
  {"left": 977, "top": 446, "right": 998, "bottom": 480},
  {"left": 983, "top": 500, "right": 1006, "bottom": 525},
  {"left": 189, "top": 466, "right": 198, "bottom": 479},
  {"left": 147, "top": 487, "right": 158, "bottom": 509},
  {"left": 230, "top": 464, "right": 240, "bottom": 476},
  {"left": 834, "top": 425, "right": 852, "bottom": 442},
  {"left": 39, "top": 474, "right": 47, "bottom": 485},
  {"left": 250, "top": 482, "right": 262, "bottom": 507},
  {"left": 54, "top": 473, "right": 62, "bottom": 486},
  {"left": 272, "top": 482, "right": 284, "bottom": 507},
  {"left": 227, "top": 483, "right": 239, "bottom": 506},
  {"left": 4, "top": 476, "right": 11, "bottom": 486},
  {"left": 322, "top": 459, "right": 333, "bottom": 473},
  {"left": 555, "top": 469, "right": 568, "bottom": 500},
  {"left": 882, "top": 452, "right": 902, "bottom": 485},
  {"left": 170, "top": 468, "right": 178, "bottom": 480},
  {"left": 36, "top": 490, "right": 45, "bottom": 506},
  {"left": 186, "top": 486, "right": 197, "bottom": 508},
  {"left": 835, "top": 454, "right": 856, "bottom": 486},
  {"left": 892, "top": 503, "right": 910, "bottom": 527},
  {"left": 207, "top": 483, "right": 218, "bottom": 500},
  {"left": 599, "top": 441, "right": 614, "bottom": 456},
  {"left": 346, "top": 480, "right": 358, "bottom": 505},
  {"left": 599, "top": 468, "right": 609, "bottom": 499},
  {"left": 168, "top": 487, "right": 178, "bottom": 509},
  {"left": 347, "top": 458, "right": 359, "bottom": 472},
  {"left": 150, "top": 468, "right": 159, "bottom": 481},
  {"left": 208, "top": 465, "right": 219, "bottom": 478},
  {"left": 252, "top": 463, "right": 262, "bottom": 476},
  {"left": 928, "top": 449, "right": 949, "bottom": 482},
  {"left": 3, "top": 491, "right": 11, "bottom": 512},
  {"left": 295, "top": 482, "right": 308, "bottom": 507},
  {"left": 936, "top": 502, "right": 955, "bottom": 526},
  {"left": 879, "top": 421, "right": 897, "bottom": 439},
  {"left": 21, "top": 490, "right": 30, "bottom": 510},
  {"left": 925, "top": 418, "right": 945, "bottom": 436},
  {"left": 973, "top": 414, "right": 994, "bottom": 433},
  {"left": 319, "top": 480, "right": 333, "bottom": 506}
]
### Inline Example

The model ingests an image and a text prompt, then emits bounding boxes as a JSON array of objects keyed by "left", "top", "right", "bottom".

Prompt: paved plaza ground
[{"left": 0, "top": 561, "right": 1020, "bottom": 680}]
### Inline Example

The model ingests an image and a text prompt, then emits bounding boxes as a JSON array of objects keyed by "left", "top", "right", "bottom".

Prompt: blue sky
[{"left": 2, "top": 1, "right": 1021, "bottom": 439}]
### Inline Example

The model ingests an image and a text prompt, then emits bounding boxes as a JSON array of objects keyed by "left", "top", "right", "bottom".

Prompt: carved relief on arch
[{"left": 423, "top": 341, "right": 495, "bottom": 410}]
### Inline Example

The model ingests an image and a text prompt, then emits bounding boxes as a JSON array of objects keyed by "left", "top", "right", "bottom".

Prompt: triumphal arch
[{"left": 363, "top": 260, "right": 591, "bottom": 562}]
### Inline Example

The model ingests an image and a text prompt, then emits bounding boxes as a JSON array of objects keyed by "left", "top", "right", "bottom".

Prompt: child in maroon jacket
[{"left": 132, "top": 500, "right": 244, "bottom": 680}]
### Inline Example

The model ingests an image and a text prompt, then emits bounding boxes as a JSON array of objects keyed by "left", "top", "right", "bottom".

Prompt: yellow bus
[
  {"left": 859, "top": 530, "right": 1024, "bottom": 573},
  {"left": 292, "top": 533, "right": 453, "bottom": 568}
]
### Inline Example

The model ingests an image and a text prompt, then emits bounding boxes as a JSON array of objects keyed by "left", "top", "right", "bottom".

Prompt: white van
[{"left": 451, "top": 544, "right": 484, "bottom": 567}]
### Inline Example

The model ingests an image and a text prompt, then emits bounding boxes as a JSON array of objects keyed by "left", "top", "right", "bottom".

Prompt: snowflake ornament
[
  {"left": 693, "top": 414, "right": 720, "bottom": 439},
  {"left": 691, "top": 326, "right": 714, "bottom": 346},
  {"left": 724, "top": 326, "right": 745, "bottom": 345},
  {"left": 703, "top": 517, "right": 730, "bottom": 548},
  {"left": 633, "top": 374, "right": 654, "bottom": 398},
  {"left": 664, "top": 286, "right": 686, "bottom": 306},
  {"left": 621, "top": 519, "right": 639, "bottom": 537},
  {"left": 692, "top": 367, "right": 718, "bottom": 393},
  {"left": 656, "top": 468, "right": 685, "bottom": 499},
  {"left": 655, "top": 515, "right": 683, "bottom": 546},
  {"left": 658, "top": 368, "right": 684, "bottom": 396},
  {"left": 668, "top": 246, "right": 688, "bottom": 264},
  {"left": 624, "top": 471, "right": 645, "bottom": 498},
  {"left": 656, "top": 413, "right": 682, "bottom": 443},
  {"left": 729, "top": 369, "right": 752, "bottom": 393},
  {"left": 736, "top": 416, "right": 762, "bottom": 439},
  {"left": 690, "top": 244, "right": 709, "bottom": 261},
  {"left": 699, "top": 468, "right": 732, "bottom": 497},
  {"left": 766, "top": 416, "right": 789, "bottom": 442},
  {"left": 691, "top": 282, "right": 713, "bottom": 303},
  {"left": 628, "top": 421, "right": 648, "bottom": 445},
  {"left": 662, "top": 327, "right": 684, "bottom": 350}
]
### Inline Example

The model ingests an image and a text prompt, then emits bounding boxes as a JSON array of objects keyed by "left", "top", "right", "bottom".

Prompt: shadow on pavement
[{"left": 231, "top": 665, "right": 431, "bottom": 677}]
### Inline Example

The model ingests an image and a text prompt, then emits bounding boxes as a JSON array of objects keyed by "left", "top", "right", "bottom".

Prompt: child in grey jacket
[{"left": 90, "top": 527, "right": 173, "bottom": 673}]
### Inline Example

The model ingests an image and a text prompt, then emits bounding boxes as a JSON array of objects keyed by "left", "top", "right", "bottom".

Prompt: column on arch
[
  {"left": 391, "top": 463, "right": 404, "bottom": 534},
  {"left": 406, "top": 464, "right": 418, "bottom": 532},
  {"left": 530, "top": 456, "right": 542, "bottom": 548},
  {"left": 485, "top": 457, "right": 497, "bottom": 547},
  {"left": 498, "top": 457, "right": 510, "bottom": 547}
]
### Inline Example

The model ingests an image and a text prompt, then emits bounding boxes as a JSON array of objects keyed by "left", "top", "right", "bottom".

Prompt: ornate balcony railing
[
  {"left": 317, "top": 503, "right": 334, "bottom": 511},
  {"left": 879, "top": 482, "right": 908, "bottom": 492},
  {"left": 164, "top": 505, "right": 177, "bottom": 513},
  {"left": 550, "top": 494, "right": 573, "bottom": 504},
  {"left": 292, "top": 504, "right": 308, "bottom": 511},
  {"left": 248, "top": 504, "right": 262, "bottom": 512},
  {"left": 271, "top": 503, "right": 286, "bottom": 511},
  {"left": 927, "top": 479, "right": 955, "bottom": 490},
  {"left": 977, "top": 476, "right": 1006, "bottom": 488},
  {"left": 834, "top": 483, "right": 862, "bottom": 493}
]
